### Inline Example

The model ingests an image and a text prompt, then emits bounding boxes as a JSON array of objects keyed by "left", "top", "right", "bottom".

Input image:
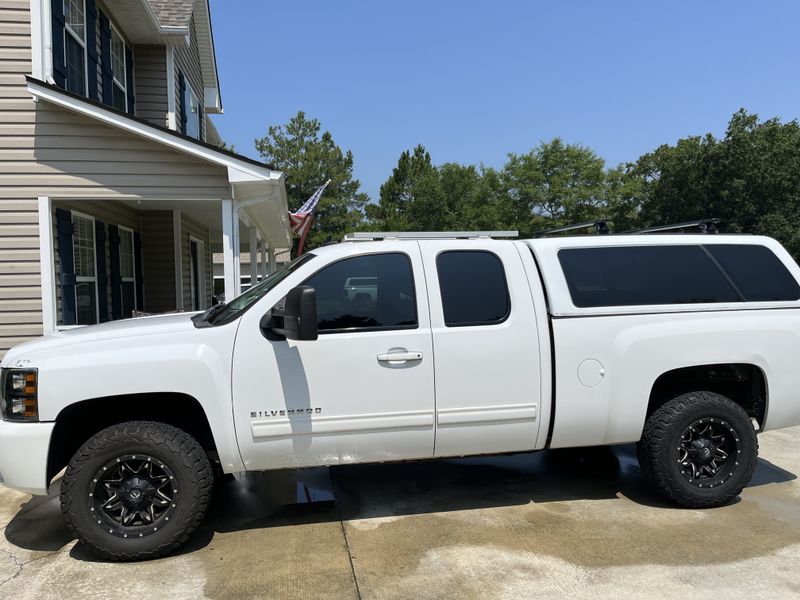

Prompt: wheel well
[
  {"left": 646, "top": 364, "right": 767, "bottom": 427},
  {"left": 47, "top": 393, "right": 217, "bottom": 485}
]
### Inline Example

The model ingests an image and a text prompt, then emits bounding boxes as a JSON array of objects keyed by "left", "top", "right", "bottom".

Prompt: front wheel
[
  {"left": 637, "top": 391, "right": 758, "bottom": 508},
  {"left": 60, "top": 421, "right": 214, "bottom": 561}
]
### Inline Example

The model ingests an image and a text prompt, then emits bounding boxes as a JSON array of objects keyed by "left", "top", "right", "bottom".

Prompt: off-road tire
[
  {"left": 637, "top": 391, "right": 758, "bottom": 508},
  {"left": 60, "top": 421, "right": 213, "bottom": 561}
]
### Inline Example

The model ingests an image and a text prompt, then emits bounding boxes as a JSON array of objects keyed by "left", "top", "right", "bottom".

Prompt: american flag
[{"left": 289, "top": 180, "right": 330, "bottom": 237}]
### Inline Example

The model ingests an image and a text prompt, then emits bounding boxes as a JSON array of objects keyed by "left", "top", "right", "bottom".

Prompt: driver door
[{"left": 231, "top": 243, "right": 435, "bottom": 470}]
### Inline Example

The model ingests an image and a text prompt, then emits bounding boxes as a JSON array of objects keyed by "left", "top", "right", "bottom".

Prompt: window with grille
[
  {"left": 63, "top": 0, "right": 86, "bottom": 95},
  {"left": 119, "top": 226, "right": 136, "bottom": 317},
  {"left": 71, "top": 212, "right": 97, "bottom": 325},
  {"left": 110, "top": 25, "right": 127, "bottom": 111}
]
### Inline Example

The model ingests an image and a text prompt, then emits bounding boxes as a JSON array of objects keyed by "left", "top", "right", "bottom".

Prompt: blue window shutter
[
  {"left": 56, "top": 208, "right": 76, "bottom": 325},
  {"left": 197, "top": 102, "right": 204, "bottom": 141},
  {"left": 108, "top": 224, "right": 122, "bottom": 320},
  {"left": 134, "top": 232, "right": 144, "bottom": 310},
  {"left": 99, "top": 11, "right": 113, "bottom": 106},
  {"left": 85, "top": 0, "right": 99, "bottom": 100},
  {"left": 95, "top": 220, "right": 108, "bottom": 322},
  {"left": 51, "top": 0, "right": 67, "bottom": 88},
  {"left": 125, "top": 45, "right": 135, "bottom": 115},
  {"left": 178, "top": 71, "right": 187, "bottom": 134}
]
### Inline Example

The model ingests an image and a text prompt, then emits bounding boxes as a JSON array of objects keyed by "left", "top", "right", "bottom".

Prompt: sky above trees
[{"left": 209, "top": 1, "right": 800, "bottom": 202}]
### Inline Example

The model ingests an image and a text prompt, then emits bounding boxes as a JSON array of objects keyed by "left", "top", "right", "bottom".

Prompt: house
[{"left": 0, "top": 0, "right": 292, "bottom": 358}]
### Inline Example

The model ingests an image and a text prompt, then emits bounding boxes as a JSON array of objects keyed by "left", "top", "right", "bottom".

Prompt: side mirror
[{"left": 268, "top": 286, "right": 318, "bottom": 341}]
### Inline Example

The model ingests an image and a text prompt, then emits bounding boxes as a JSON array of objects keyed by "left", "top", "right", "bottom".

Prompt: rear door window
[{"left": 436, "top": 250, "right": 510, "bottom": 326}]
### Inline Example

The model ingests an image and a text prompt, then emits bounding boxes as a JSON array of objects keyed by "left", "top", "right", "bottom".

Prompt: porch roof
[{"left": 26, "top": 77, "right": 292, "bottom": 250}]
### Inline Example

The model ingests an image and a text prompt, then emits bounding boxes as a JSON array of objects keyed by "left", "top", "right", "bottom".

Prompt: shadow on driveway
[{"left": 4, "top": 444, "right": 795, "bottom": 562}]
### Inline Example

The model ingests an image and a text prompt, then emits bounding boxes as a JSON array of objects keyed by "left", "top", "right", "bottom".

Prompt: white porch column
[
  {"left": 37, "top": 196, "right": 56, "bottom": 334},
  {"left": 260, "top": 243, "right": 268, "bottom": 279},
  {"left": 268, "top": 246, "right": 276, "bottom": 273},
  {"left": 172, "top": 210, "right": 183, "bottom": 310},
  {"left": 249, "top": 227, "right": 258, "bottom": 285},
  {"left": 221, "top": 199, "right": 238, "bottom": 300}
]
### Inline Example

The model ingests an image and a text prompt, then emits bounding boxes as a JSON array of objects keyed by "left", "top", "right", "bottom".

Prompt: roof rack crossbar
[
  {"left": 534, "top": 220, "right": 610, "bottom": 238},
  {"left": 343, "top": 231, "right": 518, "bottom": 241},
  {"left": 624, "top": 218, "right": 720, "bottom": 235}
]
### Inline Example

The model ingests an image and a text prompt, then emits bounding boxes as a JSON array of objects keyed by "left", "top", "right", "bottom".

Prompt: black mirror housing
[{"left": 270, "top": 286, "right": 318, "bottom": 341}]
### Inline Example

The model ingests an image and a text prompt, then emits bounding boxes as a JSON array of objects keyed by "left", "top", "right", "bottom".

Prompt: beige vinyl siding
[
  {"left": 173, "top": 15, "right": 204, "bottom": 140},
  {"left": 134, "top": 45, "right": 168, "bottom": 128},
  {"left": 141, "top": 210, "right": 176, "bottom": 313},
  {"left": 14, "top": 101, "right": 232, "bottom": 199},
  {"left": 0, "top": 0, "right": 41, "bottom": 357},
  {"left": 51, "top": 200, "right": 140, "bottom": 323},
  {"left": 180, "top": 213, "right": 211, "bottom": 309}
]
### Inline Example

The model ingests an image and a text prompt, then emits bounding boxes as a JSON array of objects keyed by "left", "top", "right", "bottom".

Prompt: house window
[
  {"left": 183, "top": 80, "right": 201, "bottom": 139},
  {"left": 63, "top": 0, "right": 87, "bottom": 95},
  {"left": 110, "top": 25, "right": 127, "bottom": 111},
  {"left": 118, "top": 226, "right": 137, "bottom": 316},
  {"left": 71, "top": 212, "right": 98, "bottom": 325}
]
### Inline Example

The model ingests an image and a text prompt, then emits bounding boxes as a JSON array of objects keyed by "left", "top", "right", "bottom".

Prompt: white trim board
[{"left": 166, "top": 46, "right": 176, "bottom": 129}]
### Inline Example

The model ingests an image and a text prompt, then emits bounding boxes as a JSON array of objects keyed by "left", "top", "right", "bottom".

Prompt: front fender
[{"left": 21, "top": 323, "right": 244, "bottom": 472}]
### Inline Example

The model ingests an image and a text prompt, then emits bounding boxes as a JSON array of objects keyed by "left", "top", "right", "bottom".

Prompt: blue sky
[{"left": 209, "top": 1, "right": 800, "bottom": 203}]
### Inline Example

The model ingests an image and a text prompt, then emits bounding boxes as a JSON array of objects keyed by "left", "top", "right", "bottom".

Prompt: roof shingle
[{"left": 146, "top": 0, "right": 195, "bottom": 28}]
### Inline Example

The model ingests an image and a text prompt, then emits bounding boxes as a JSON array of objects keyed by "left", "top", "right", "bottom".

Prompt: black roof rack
[
  {"left": 533, "top": 220, "right": 610, "bottom": 238},
  {"left": 624, "top": 218, "right": 720, "bottom": 235}
]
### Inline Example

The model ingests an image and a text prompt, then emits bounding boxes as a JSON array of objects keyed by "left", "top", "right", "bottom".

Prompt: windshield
[{"left": 207, "top": 253, "right": 316, "bottom": 325}]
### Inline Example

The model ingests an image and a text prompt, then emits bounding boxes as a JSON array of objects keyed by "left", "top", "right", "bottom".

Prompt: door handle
[{"left": 377, "top": 350, "right": 423, "bottom": 363}]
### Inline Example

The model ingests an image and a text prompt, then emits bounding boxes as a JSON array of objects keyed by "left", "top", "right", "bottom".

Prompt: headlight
[{"left": 0, "top": 368, "right": 38, "bottom": 421}]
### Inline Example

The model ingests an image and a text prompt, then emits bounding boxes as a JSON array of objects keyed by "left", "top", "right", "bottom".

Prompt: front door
[{"left": 231, "top": 243, "right": 435, "bottom": 470}]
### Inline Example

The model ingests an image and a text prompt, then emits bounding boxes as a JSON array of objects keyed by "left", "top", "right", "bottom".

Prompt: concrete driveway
[{"left": 1, "top": 427, "right": 799, "bottom": 599}]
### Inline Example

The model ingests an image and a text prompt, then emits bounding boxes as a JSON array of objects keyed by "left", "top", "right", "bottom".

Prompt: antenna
[{"left": 534, "top": 220, "right": 610, "bottom": 238}]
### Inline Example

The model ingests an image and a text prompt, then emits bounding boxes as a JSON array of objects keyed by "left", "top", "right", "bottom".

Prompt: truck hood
[{"left": 1, "top": 313, "right": 199, "bottom": 367}]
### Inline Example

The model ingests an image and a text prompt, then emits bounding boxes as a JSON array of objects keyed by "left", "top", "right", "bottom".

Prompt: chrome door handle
[{"left": 377, "top": 351, "right": 423, "bottom": 363}]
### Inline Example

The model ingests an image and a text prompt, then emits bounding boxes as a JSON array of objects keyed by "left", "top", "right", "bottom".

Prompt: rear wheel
[
  {"left": 60, "top": 421, "right": 213, "bottom": 561},
  {"left": 637, "top": 391, "right": 758, "bottom": 508}
]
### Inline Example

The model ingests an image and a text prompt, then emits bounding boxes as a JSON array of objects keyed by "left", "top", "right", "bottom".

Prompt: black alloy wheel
[{"left": 90, "top": 454, "right": 178, "bottom": 538}]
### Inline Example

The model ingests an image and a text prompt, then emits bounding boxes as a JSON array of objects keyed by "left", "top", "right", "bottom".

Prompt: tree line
[{"left": 255, "top": 109, "right": 800, "bottom": 259}]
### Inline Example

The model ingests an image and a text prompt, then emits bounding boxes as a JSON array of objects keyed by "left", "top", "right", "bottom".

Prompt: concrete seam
[{"left": 331, "top": 469, "right": 362, "bottom": 600}]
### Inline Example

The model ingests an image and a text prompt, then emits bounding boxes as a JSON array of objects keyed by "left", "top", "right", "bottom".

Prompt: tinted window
[
  {"left": 303, "top": 253, "right": 417, "bottom": 332},
  {"left": 437, "top": 251, "right": 510, "bottom": 326},
  {"left": 558, "top": 245, "right": 741, "bottom": 307},
  {"left": 705, "top": 244, "right": 800, "bottom": 301}
]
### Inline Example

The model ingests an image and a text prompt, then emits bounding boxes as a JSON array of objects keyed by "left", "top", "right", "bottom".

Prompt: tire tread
[
  {"left": 60, "top": 421, "right": 213, "bottom": 561},
  {"left": 637, "top": 391, "right": 758, "bottom": 508}
]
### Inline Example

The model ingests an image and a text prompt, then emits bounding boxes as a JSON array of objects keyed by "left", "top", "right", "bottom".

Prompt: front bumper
[{"left": 0, "top": 419, "right": 55, "bottom": 495}]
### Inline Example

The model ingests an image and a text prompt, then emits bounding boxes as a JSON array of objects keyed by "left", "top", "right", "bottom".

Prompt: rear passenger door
[{"left": 419, "top": 241, "right": 544, "bottom": 457}]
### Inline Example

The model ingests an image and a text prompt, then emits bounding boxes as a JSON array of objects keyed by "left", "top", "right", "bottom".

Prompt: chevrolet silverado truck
[{"left": 2, "top": 229, "right": 800, "bottom": 561}]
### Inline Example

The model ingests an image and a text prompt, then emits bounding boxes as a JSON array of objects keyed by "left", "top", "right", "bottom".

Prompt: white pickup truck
[{"left": 2, "top": 230, "right": 800, "bottom": 560}]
